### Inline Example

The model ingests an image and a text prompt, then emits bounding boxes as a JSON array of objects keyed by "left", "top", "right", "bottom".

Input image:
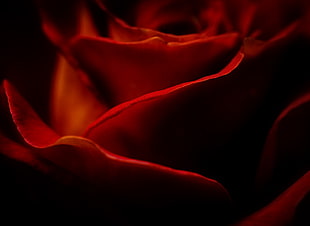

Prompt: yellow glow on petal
[
  {"left": 78, "top": 1, "right": 99, "bottom": 37},
  {"left": 50, "top": 55, "right": 107, "bottom": 135}
]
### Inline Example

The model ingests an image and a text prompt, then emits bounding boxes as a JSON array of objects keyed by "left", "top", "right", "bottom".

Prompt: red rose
[{"left": 1, "top": 0, "right": 309, "bottom": 225}]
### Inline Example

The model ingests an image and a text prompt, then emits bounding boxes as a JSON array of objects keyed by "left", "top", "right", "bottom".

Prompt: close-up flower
[{"left": 1, "top": 0, "right": 309, "bottom": 225}]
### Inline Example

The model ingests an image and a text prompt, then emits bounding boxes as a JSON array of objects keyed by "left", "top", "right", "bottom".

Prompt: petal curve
[
  {"left": 71, "top": 32, "right": 241, "bottom": 104},
  {"left": 3, "top": 81, "right": 60, "bottom": 147}
]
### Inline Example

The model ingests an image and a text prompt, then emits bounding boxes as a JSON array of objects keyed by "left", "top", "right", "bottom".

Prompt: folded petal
[
  {"left": 0, "top": 80, "right": 232, "bottom": 224},
  {"left": 0, "top": 132, "right": 232, "bottom": 224},
  {"left": 103, "top": 6, "right": 207, "bottom": 43},
  {"left": 256, "top": 91, "right": 310, "bottom": 199},
  {"left": 256, "top": 0, "right": 310, "bottom": 35},
  {"left": 37, "top": 0, "right": 98, "bottom": 49},
  {"left": 223, "top": 0, "right": 259, "bottom": 36},
  {"left": 71, "top": 32, "right": 241, "bottom": 104},
  {"left": 3, "top": 81, "right": 60, "bottom": 147},
  {"left": 84, "top": 52, "right": 254, "bottom": 175},
  {"left": 234, "top": 171, "right": 310, "bottom": 226},
  {"left": 83, "top": 30, "right": 302, "bottom": 206},
  {"left": 98, "top": 0, "right": 232, "bottom": 37},
  {"left": 39, "top": 136, "right": 232, "bottom": 224},
  {"left": 50, "top": 54, "right": 107, "bottom": 135}
]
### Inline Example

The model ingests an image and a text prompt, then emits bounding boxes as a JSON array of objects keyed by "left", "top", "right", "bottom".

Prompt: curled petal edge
[
  {"left": 84, "top": 50, "right": 244, "bottom": 136},
  {"left": 0, "top": 81, "right": 231, "bottom": 205}
]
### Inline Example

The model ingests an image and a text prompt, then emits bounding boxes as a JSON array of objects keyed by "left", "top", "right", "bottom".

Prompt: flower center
[
  {"left": 155, "top": 18, "right": 202, "bottom": 35},
  {"left": 96, "top": 0, "right": 229, "bottom": 36},
  {"left": 133, "top": 0, "right": 206, "bottom": 35}
]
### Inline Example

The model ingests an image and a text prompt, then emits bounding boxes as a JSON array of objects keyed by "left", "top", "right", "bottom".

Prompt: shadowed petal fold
[
  {"left": 50, "top": 54, "right": 107, "bottom": 136},
  {"left": 3, "top": 81, "right": 60, "bottom": 147},
  {"left": 235, "top": 171, "right": 310, "bottom": 226},
  {"left": 0, "top": 81, "right": 232, "bottom": 224},
  {"left": 71, "top": 33, "right": 241, "bottom": 104},
  {"left": 256, "top": 91, "right": 310, "bottom": 199}
]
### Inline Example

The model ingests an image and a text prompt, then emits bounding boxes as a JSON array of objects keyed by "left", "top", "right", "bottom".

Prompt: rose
[{"left": 1, "top": 0, "right": 310, "bottom": 225}]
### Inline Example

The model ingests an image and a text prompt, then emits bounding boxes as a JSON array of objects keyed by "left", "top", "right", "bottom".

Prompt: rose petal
[
  {"left": 84, "top": 52, "right": 256, "bottom": 175},
  {"left": 0, "top": 81, "right": 232, "bottom": 223},
  {"left": 131, "top": 0, "right": 227, "bottom": 36},
  {"left": 50, "top": 54, "right": 107, "bottom": 135},
  {"left": 98, "top": 0, "right": 232, "bottom": 36},
  {"left": 105, "top": 8, "right": 206, "bottom": 43},
  {"left": 94, "top": 0, "right": 205, "bottom": 42},
  {"left": 234, "top": 171, "right": 310, "bottom": 226},
  {"left": 0, "top": 132, "right": 232, "bottom": 224},
  {"left": 37, "top": 0, "right": 98, "bottom": 49},
  {"left": 255, "top": 0, "right": 310, "bottom": 39},
  {"left": 3, "top": 81, "right": 60, "bottom": 147},
  {"left": 256, "top": 91, "right": 310, "bottom": 198},
  {"left": 83, "top": 31, "right": 299, "bottom": 204},
  {"left": 70, "top": 32, "right": 241, "bottom": 104},
  {"left": 37, "top": 136, "right": 232, "bottom": 224},
  {"left": 223, "top": 0, "right": 258, "bottom": 36}
]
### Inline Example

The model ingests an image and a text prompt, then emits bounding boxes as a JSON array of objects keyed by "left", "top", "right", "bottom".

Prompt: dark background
[{"left": 0, "top": 0, "right": 56, "bottom": 121}]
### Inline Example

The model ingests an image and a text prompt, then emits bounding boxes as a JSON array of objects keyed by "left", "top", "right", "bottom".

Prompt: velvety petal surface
[
  {"left": 50, "top": 54, "right": 107, "bottom": 135},
  {"left": 83, "top": 27, "right": 303, "bottom": 208},
  {"left": 35, "top": 136, "right": 232, "bottom": 224},
  {"left": 3, "top": 81, "right": 60, "bottom": 147},
  {"left": 224, "top": 0, "right": 310, "bottom": 39},
  {"left": 0, "top": 135, "right": 233, "bottom": 224},
  {"left": 253, "top": 0, "right": 310, "bottom": 39},
  {"left": 83, "top": 25, "right": 293, "bottom": 159},
  {"left": 0, "top": 81, "right": 232, "bottom": 224},
  {"left": 103, "top": 7, "right": 210, "bottom": 43},
  {"left": 70, "top": 33, "right": 240, "bottom": 105},
  {"left": 84, "top": 52, "right": 251, "bottom": 175},
  {"left": 256, "top": 90, "right": 310, "bottom": 200},
  {"left": 98, "top": 0, "right": 232, "bottom": 37},
  {"left": 235, "top": 171, "right": 310, "bottom": 226},
  {"left": 37, "top": 0, "right": 98, "bottom": 49}
]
